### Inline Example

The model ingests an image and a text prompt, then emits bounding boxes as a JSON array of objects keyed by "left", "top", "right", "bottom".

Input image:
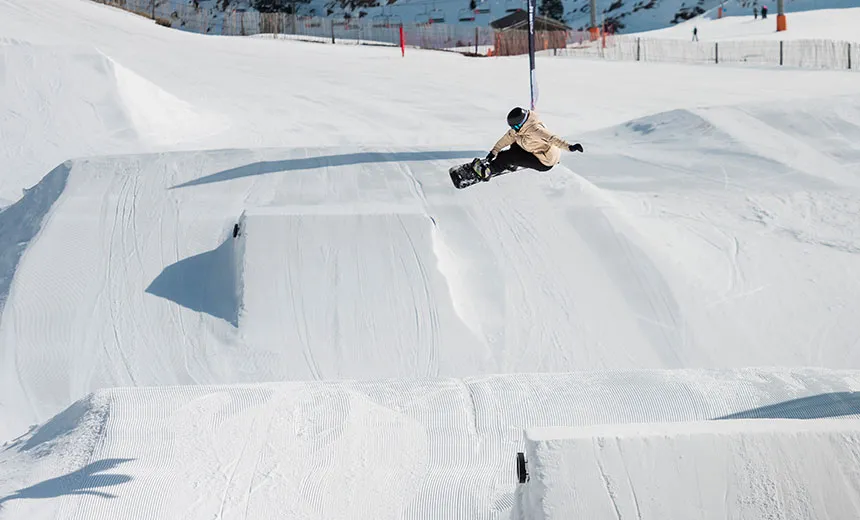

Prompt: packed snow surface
[
  {"left": 517, "top": 417, "right": 860, "bottom": 519},
  {"left": 4, "top": 369, "right": 860, "bottom": 519},
  {"left": 3, "top": 0, "right": 860, "bottom": 518}
]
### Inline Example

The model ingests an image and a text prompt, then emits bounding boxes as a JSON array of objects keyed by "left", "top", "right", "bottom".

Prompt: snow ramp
[
  {"left": 3, "top": 368, "right": 860, "bottom": 520},
  {"left": 2, "top": 145, "right": 714, "bottom": 436},
  {"left": 0, "top": 42, "right": 222, "bottom": 204},
  {"left": 515, "top": 419, "right": 860, "bottom": 519},
  {"left": 7, "top": 134, "right": 860, "bottom": 436},
  {"left": 236, "top": 206, "right": 483, "bottom": 380}
]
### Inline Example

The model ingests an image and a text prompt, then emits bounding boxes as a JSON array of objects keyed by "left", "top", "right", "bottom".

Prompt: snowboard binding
[{"left": 449, "top": 158, "right": 493, "bottom": 189}]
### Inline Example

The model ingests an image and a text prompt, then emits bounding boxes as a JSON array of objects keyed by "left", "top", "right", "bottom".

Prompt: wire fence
[
  {"left": 268, "top": 14, "right": 497, "bottom": 52},
  {"left": 92, "top": 0, "right": 496, "bottom": 52},
  {"left": 554, "top": 35, "right": 859, "bottom": 71},
  {"left": 91, "top": 0, "right": 858, "bottom": 70}
]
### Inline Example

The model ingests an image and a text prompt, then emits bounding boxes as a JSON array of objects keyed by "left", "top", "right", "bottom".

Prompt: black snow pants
[{"left": 489, "top": 143, "right": 553, "bottom": 174}]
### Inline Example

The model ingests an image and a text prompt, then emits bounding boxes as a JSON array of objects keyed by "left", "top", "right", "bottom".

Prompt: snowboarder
[
  {"left": 753, "top": 5, "right": 758, "bottom": 19},
  {"left": 761, "top": 5, "right": 768, "bottom": 18},
  {"left": 470, "top": 107, "right": 582, "bottom": 182},
  {"left": 692, "top": 26, "right": 699, "bottom": 41}
]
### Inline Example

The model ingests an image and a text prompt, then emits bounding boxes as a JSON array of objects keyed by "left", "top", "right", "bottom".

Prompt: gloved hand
[
  {"left": 569, "top": 143, "right": 583, "bottom": 153},
  {"left": 485, "top": 151, "right": 496, "bottom": 162}
]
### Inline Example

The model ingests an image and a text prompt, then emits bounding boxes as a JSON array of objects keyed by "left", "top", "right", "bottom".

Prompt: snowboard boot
[{"left": 470, "top": 158, "right": 493, "bottom": 182}]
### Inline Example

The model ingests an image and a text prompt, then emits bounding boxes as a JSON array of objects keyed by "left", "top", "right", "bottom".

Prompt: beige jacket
[{"left": 490, "top": 112, "right": 571, "bottom": 167}]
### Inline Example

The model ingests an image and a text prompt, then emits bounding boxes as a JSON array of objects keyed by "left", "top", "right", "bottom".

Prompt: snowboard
[
  {"left": 449, "top": 158, "right": 517, "bottom": 189},
  {"left": 449, "top": 158, "right": 488, "bottom": 189}
]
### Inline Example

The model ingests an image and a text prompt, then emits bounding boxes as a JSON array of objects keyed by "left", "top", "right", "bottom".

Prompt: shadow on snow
[
  {"left": 146, "top": 238, "right": 239, "bottom": 326},
  {"left": 717, "top": 392, "right": 860, "bottom": 420},
  {"left": 0, "top": 458, "right": 134, "bottom": 507},
  {"left": 171, "top": 150, "right": 484, "bottom": 188}
]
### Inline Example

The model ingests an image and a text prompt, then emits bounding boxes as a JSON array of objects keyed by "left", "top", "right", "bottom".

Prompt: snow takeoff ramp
[
  {"left": 4, "top": 368, "right": 860, "bottom": 520},
  {"left": 514, "top": 419, "right": 860, "bottom": 519}
]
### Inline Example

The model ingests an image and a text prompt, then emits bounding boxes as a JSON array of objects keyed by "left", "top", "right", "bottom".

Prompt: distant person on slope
[
  {"left": 472, "top": 107, "right": 582, "bottom": 182},
  {"left": 692, "top": 26, "right": 699, "bottom": 41},
  {"left": 761, "top": 5, "right": 768, "bottom": 18}
]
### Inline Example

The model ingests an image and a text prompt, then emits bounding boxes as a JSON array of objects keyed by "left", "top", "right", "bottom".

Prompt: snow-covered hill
[
  {"left": 4, "top": 0, "right": 860, "bottom": 517},
  {"left": 0, "top": 42, "right": 223, "bottom": 207},
  {"left": 636, "top": 5, "right": 860, "bottom": 41}
]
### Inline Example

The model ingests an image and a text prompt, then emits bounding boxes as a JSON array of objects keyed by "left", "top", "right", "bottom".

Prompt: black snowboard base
[
  {"left": 449, "top": 159, "right": 517, "bottom": 189},
  {"left": 449, "top": 159, "right": 492, "bottom": 189}
]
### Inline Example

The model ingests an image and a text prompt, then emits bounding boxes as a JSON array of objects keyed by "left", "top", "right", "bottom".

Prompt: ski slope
[
  {"left": 4, "top": 369, "right": 860, "bottom": 520},
  {"left": 637, "top": 6, "right": 860, "bottom": 42},
  {"left": 3, "top": 0, "right": 860, "bottom": 518},
  {"left": 4, "top": 0, "right": 860, "bottom": 201},
  {"left": 4, "top": 117, "right": 860, "bottom": 436}
]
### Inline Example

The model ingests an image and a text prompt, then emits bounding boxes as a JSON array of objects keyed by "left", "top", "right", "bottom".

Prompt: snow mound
[
  {"left": 3, "top": 368, "right": 860, "bottom": 519},
  {"left": 515, "top": 418, "right": 860, "bottom": 519},
  {"left": 0, "top": 42, "right": 223, "bottom": 204}
]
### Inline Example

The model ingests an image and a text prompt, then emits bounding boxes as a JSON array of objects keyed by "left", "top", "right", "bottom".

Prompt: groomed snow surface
[
  {"left": 3, "top": 0, "right": 860, "bottom": 518},
  {"left": 517, "top": 416, "right": 860, "bottom": 520},
  {"left": 5, "top": 369, "right": 860, "bottom": 519}
]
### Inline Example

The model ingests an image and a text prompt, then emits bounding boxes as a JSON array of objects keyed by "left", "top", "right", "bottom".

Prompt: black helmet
[{"left": 507, "top": 107, "right": 529, "bottom": 130}]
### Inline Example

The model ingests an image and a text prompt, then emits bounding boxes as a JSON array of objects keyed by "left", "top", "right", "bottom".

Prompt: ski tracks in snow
[{"left": 472, "top": 168, "right": 691, "bottom": 369}]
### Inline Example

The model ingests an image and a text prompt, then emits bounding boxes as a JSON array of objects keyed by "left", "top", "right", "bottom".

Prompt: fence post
[
  {"left": 475, "top": 27, "right": 479, "bottom": 55},
  {"left": 848, "top": 43, "right": 852, "bottom": 70},
  {"left": 636, "top": 38, "right": 640, "bottom": 61},
  {"left": 291, "top": 2, "right": 296, "bottom": 35},
  {"left": 715, "top": 42, "right": 718, "bottom": 64},
  {"left": 331, "top": 20, "right": 335, "bottom": 44},
  {"left": 780, "top": 40, "right": 783, "bottom": 66},
  {"left": 151, "top": 0, "right": 155, "bottom": 20}
]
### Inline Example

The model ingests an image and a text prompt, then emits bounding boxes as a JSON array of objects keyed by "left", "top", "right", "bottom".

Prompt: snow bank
[
  {"left": 515, "top": 418, "right": 860, "bottom": 520},
  {"left": 3, "top": 368, "right": 860, "bottom": 519}
]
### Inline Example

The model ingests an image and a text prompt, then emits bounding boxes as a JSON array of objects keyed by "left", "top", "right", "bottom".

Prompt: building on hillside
[{"left": 490, "top": 11, "right": 570, "bottom": 56}]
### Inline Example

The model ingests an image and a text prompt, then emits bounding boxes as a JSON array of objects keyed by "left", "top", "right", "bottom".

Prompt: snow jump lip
[
  {"left": 170, "top": 149, "right": 485, "bottom": 189},
  {"left": 7, "top": 370, "right": 860, "bottom": 520},
  {"left": 516, "top": 417, "right": 860, "bottom": 520}
]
